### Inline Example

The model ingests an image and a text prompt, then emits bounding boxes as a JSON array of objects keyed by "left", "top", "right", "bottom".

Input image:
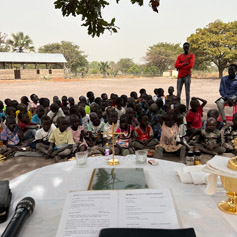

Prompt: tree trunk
[
  {"left": 218, "top": 68, "right": 223, "bottom": 79},
  {"left": 103, "top": 72, "right": 106, "bottom": 78}
]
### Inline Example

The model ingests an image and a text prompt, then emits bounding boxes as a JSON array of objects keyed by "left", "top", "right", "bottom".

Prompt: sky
[{"left": 1, "top": 0, "right": 237, "bottom": 64}]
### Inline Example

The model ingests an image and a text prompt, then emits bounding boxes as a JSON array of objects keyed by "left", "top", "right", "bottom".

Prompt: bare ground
[{"left": 0, "top": 77, "right": 234, "bottom": 180}]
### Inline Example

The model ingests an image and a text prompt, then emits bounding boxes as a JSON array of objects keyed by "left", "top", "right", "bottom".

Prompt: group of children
[{"left": 0, "top": 86, "right": 236, "bottom": 162}]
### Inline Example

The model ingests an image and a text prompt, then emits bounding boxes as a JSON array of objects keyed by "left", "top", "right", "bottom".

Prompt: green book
[{"left": 88, "top": 168, "right": 148, "bottom": 190}]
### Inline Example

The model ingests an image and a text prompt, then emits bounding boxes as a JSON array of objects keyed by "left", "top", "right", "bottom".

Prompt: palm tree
[
  {"left": 7, "top": 32, "right": 35, "bottom": 53},
  {"left": 99, "top": 61, "right": 110, "bottom": 78}
]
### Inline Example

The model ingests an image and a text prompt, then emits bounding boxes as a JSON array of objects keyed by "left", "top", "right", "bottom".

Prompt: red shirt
[
  {"left": 134, "top": 125, "right": 154, "bottom": 141},
  {"left": 186, "top": 107, "right": 203, "bottom": 130},
  {"left": 175, "top": 53, "right": 195, "bottom": 78}
]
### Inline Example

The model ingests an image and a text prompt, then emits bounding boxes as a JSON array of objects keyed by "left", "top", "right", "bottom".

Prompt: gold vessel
[{"left": 218, "top": 157, "right": 237, "bottom": 214}]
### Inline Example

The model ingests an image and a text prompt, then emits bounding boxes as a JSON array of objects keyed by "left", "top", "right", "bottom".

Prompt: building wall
[{"left": 0, "top": 69, "right": 64, "bottom": 80}]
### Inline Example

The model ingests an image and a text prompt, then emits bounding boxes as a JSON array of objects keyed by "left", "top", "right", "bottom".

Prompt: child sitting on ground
[
  {"left": 88, "top": 112, "right": 105, "bottom": 147},
  {"left": 0, "top": 101, "right": 6, "bottom": 123},
  {"left": 18, "top": 112, "right": 38, "bottom": 140},
  {"left": 155, "top": 111, "right": 186, "bottom": 161},
  {"left": 186, "top": 97, "right": 207, "bottom": 134},
  {"left": 223, "top": 113, "right": 237, "bottom": 154},
  {"left": 48, "top": 116, "right": 74, "bottom": 161},
  {"left": 203, "top": 109, "right": 224, "bottom": 131},
  {"left": 79, "top": 106, "right": 90, "bottom": 132},
  {"left": 115, "top": 97, "right": 126, "bottom": 120},
  {"left": 103, "top": 109, "right": 120, "bottom": 143},
  {"left": 126, "top": 107, "right": 139, "bottom": 128},
  {"left": 47, "top": 103, "right": 65, "bottom": 126},
  {"left": 115, "top": 114, "right": 134, "bottom": 156},
  {"left": 148, "top": 103, "right": 161, "bottom": 140},
  {"left": 16, "top": 103, "right": 32, "bottom": 121},
  {"left": 68, "top": 114, "right": 87, "bottom": 154},
  {"left": 35, "top": 116, "right": 56, "bottom": 158},
  {"left": 187, "top": 117, "right": 226, "bottom": 156},
  {"left": 132, "top": 114, "right": 158, "bottom": 150},
  {"left": 31, "top": 105, "right": 45, "bottom": 125},
  {"left": 0, "top": 116, "right": 23, "bottom": 158}
]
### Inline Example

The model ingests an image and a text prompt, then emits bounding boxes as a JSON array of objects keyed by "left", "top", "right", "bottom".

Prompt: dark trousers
[{"left": 177, "top": 75, "right": 191, "bottom": 110}]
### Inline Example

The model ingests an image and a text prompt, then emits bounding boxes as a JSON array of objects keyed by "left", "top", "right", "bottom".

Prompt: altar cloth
[{"left": 0, "top": 155, "right": 237, "bottom": 237}]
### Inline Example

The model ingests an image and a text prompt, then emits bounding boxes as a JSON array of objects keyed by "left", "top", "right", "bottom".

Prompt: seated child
[
  {"left": 18, "top": 112, "right": 38, "bottom": 140},
  {"left": 61, "top": 95, "right": 68, "bottom": 107},
  {"left": 68, "top": 97, "right": 75, "bottom": 108},
  {"left": 115, "top": 97, "right": 126, "bottom": 120},
  {"left": 79, "top": 96, "right": 90, "bottom": 114},
  {"left": 165, "top": 86, "right": 177, "bottom": 106},
  {"left": 35, "top": 116, "right": 56, "bottom": 158},
  {"left": 157, "top": 88, "right": 166, "bottom": 105},
  {"left": 153, "top": 88, "right": 158, "bottom": 102},
  {"left": 148, "top": 103, "right": 161, "bottom": 140},
  {"left": 0, "top": 100, "right": 6, "bottom": 123},
  {"left": 115, "top": 114, "right": 134, "bottom": 156},
  {"left": 203, "top": 109, "right": 224, "bottom": 131},
  {"left": 47, "top": 103, "right": 65, "bottom": 125},
  {"left": 48, "top": 116, "right": 74, "bottom": 161},
  {"left": 0, "top": 116, "right": 23, "bottom": 157},
  {"left": 126, "top": 107, "right": 139, "bottom": 128},
  {"left": 186, "top": 97, "right": 207, "bottom": 134},
  {"left": 68, "top": 114, "right": 87, "bottom": 153},
  {"left": 155, "top": 111, "right": 186, "bottom": 161},
  {"left": 30, "top": 94, "right": 39, "bottom": 114},
  {"left": 3, "top": 98, "right": 12, "bottom": 113},
  {"left": 16, "top": 103, "right": 32, "bottom": 121},
  {"left": 187, "top": 118, "right": 226, "bottom": 156},
  {"left": 79, "top": 106, "right": 90, "bottom": 132},
  {"left": 155, "top": 98, "right": 165, "bottom": 115},
  {"left": 31, "top": 105, "right": 45, "bottom": 125},
  {"left": 88, "top": 112, "right": 105, "bottom": 147},
  {"left": 101, "top": 93, "right": 108, "bottom": 101},
  {"left": 132, "top": 114, "right": 158, "bottom": 150},
  {"left": 103, "top": 109, "right": 120, "bottom": 143},
  {"left": 223, "top": 113, "right": 237, "bottom": 154}
]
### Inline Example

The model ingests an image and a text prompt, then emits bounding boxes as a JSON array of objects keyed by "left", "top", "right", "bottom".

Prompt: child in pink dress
[
  {"left": 156, "top": 111, "right": 186, "bottom": 161},
  {"left": 68, "top": 114, "right": 87, "bottom": 153}
]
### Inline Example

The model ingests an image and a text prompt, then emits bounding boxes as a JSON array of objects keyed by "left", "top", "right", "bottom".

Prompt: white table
[{"left": 0, "top": 155, "right": 237, "bottom": 237}]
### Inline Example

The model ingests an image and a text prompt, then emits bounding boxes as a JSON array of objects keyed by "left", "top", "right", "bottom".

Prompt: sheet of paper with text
[{"left": 56, "top": 189, "right": 180, "bottom": 237}]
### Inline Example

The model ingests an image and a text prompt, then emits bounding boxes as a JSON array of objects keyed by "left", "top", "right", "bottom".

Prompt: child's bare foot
[{"left": 54, "top": 156, "right": 61, "bottom": 163}]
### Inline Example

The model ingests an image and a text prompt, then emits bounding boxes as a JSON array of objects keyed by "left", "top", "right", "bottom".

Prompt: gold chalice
[{"left": 218, "top": 157, "right": 237, "bottom": 215}]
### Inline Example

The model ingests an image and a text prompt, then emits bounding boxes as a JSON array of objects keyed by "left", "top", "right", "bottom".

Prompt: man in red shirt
[{"left": 175, "top": 42, "right": 195, "bottom": 110}]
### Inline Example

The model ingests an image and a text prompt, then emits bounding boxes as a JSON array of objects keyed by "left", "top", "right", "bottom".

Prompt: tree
[
  {"left": 0, "top": 33, "right": 9, "bottom": 52},
  {"left": 54, "top": 0, "right": 160, "bottom": 37},
  {"left": 89, "top": 61, "right": 99, "bottom": 74},
  {"left": 7, "top": 32, "right": 35, "bottom": 53},
  {"left": 145, "top": 43, "right": 182, "bottom": 74},
  {"left": 99, "top": 61, "right": 110, "bottom": 78},
  {"left": 116, "top": 58, "right": 135, "bottom": 74},
  {"left": 127, "top": 64, "right": 141, "bottom": 75},
  {"left": 143, "top": 65, "right": 159, "bottom": 76},
  {"left": 39, "top": 41, "right": 88, "bottom": 73},
  {"left": 187, "top": 20, "right": 237, "bottom": 78}
]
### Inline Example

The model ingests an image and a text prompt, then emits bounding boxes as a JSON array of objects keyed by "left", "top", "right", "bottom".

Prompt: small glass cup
[
  {"left": 76, "top": 151, "right": 88, "bottom": 168},
  {"left": 135, "top": 150, "right": 147, "bottom": 165}
]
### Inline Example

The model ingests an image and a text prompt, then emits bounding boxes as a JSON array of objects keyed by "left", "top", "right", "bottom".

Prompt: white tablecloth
[{"left": 0, "top": 155, "right": 237, "bottom": 237}]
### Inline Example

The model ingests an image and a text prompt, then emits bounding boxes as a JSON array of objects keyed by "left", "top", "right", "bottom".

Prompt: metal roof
[{"left": 0, "top": 52, "right": 67, "bottom": 63}]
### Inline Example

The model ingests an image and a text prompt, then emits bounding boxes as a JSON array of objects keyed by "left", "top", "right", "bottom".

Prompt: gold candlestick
[
  {"left": 102, "top": 123, "right": 124, "bottom": 166},
  {"left": 218, "top": 157, "right": 237, "bottom": 215}
]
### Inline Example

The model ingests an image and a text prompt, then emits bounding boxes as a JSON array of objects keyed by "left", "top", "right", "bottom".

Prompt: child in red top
[
  {"left": 132, "top": 114, "right": 158, "bottom": 150},
  {"left": 115, "top": 114, "right": 134, "bottom": 156},
  {"left": 186, "top": 97, "right": 207, "bottom": 134}
]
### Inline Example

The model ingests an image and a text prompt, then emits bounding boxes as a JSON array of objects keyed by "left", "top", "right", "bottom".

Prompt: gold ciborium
[{"left": 218, "top": 157, "right": 237, "bottom": 215}]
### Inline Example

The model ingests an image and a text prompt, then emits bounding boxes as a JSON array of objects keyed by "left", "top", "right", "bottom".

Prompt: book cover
[{"left": 88, "top": 168, "right": 148, "bottom": 190}]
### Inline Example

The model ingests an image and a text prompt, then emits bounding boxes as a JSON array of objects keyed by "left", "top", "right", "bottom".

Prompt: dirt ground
[{"left": 0, "top": 77, "right": 234, "bottom": 180}]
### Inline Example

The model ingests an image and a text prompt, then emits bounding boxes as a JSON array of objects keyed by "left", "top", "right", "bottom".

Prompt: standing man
[
  {"left": 216, "top": 64, "right": 237, "bottom": 125},
  {"left": 175, "top": 42, "right": 195, "bottom": 110}
]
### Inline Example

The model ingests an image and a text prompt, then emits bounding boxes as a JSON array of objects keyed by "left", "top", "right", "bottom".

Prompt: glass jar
[
  {"left": 194, "top": 150, "right": 202, "bottom": 165},
  {"left": 186, "top": 151, "right": 194, "bottom": 166}
]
